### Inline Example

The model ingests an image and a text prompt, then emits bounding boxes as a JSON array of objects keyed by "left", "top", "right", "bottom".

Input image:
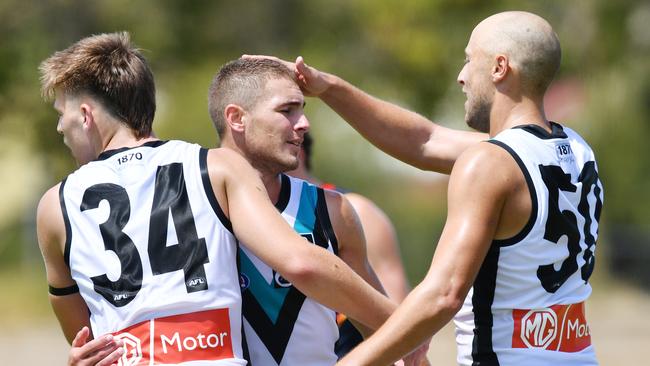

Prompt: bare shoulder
[
  {"left": 322, "top": 188, "right": 364, "bottom": 247},
  {"left": 206, "top": 147, "right": 265, "bottom": 188},
  {"left": 344, "top": 192, "right": 374, "bottom": 214},
  {"left": 322, "top": 188, "right": 347, "bottom": 219},
  {"left": 450, "top": 141, "right": 522, "bottom": 190},
  {"left": 344, "top": 192, "right": 392, "bottom": 227},
  {"left": 37, "top": 183, "right": 65, "bottom": 250},
  {"left": 206, "top": 147, "right": 251, "bottom": 174}
]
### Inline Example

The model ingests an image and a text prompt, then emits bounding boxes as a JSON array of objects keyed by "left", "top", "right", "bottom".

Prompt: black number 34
[
  {"left": 537, "top": 161, "right": 602, "bottom": 293},
  {"left": 81, "top": 163, "right": 209, "bottom": 307}
]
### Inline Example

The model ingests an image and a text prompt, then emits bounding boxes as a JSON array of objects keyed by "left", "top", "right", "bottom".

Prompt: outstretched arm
[
  {"left": 336, "top": 143, "right": 515, "bottom": 365},
  {"left": 243, "top": 55, "right": 487, "bottom": 174},
  {"left": 207, "top": 148, "right": 396, "bottom": 330}
]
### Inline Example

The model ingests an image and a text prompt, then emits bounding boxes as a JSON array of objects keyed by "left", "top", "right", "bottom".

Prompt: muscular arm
[
  {"left": 37, "top": 185, "right": 91, "bottom": 344},
  {"left": 337, "top": 143, "right": 519, "bottom": 365},
  {"left": 243, "top": 55, "right": 487, "bottom": 174},
  {"left": 345, "top": 192, "right": 409, "bottom": 301},
  {"left": 208, "top": 148, "right": 396, "bottom": 330},
  {"left": 318, "top": 72, "right": 485, "bottom": 173}
]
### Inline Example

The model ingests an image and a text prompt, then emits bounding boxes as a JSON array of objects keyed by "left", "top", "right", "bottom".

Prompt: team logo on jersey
[
  {"left": 273, "top": 271, "right": 293, "bottom": 288},
  {"left": 239, "top": 274, "right": 250, "bottom": 290},
  {"left": 113, "top": 308, "right": 234, "bottom": 364},
  {"left": 512, "top": 302, "right": 591, "bottom": 352},
  {"left": 115, "top": 332, "right": 142, "bottom": 366}
]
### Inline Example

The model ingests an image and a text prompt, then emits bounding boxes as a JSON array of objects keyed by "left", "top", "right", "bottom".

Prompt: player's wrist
[{"left": 319, "top": 73, "right": 346, "bottom": 101}]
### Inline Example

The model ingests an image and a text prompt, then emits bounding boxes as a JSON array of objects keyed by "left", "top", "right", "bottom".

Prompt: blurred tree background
[{"left": 1, "top": 0, "right": 649, "bottom": 323}]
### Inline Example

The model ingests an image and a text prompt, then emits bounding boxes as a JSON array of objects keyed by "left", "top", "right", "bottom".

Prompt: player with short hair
[
  {"left": 250, "top": 10, "right": 603, "bottom": 366},
  {"left": 37, "top": 32, "right": 396, "bottom": 366},
  {"left": 207, "top": 58, "right": 426, "bottom": 366}
]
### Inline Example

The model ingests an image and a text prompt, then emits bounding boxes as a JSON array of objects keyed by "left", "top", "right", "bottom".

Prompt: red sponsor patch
[
  {"left": 113, "top": 308, "right": 233, "bottom": 365},
  {"left": 512, "top": 302, "right": 591, "bottom": 352}
]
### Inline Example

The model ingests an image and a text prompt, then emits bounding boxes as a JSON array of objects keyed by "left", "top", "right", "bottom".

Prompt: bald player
[{"left": 249, "top": 10, "right": 603, "bottom": 366}]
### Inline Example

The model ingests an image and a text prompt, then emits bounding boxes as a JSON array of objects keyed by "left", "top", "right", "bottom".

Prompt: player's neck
[
  {"left": 102, "top": 126, "right": 157, "bottom": 154},
  {"left": 286, "top": 161, "right": 321, "bottom": 186},
  {"left": 490, "top": 96, "right": 549, "bottom": 136},
  {"left": 260, "top": 172, "right": 283, "bottom": 206}
]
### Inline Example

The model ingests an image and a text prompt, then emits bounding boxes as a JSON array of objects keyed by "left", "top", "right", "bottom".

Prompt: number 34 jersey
[
  {"left": 455, "top": 123, "right": 603, "bottom": 366},
  {"left": 60, "top": 140, "right": 246, "bottom": 365}
]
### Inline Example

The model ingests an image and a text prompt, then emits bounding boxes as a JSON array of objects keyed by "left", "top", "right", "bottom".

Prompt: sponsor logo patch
[
  {"left": 113, "top": 308, "right": 233, "bottom": 365},
  {"left": 512, "top": 302, "right": 591, "bottom": 352}
]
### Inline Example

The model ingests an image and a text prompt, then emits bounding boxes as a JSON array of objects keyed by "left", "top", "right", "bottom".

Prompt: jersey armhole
[
  {"left": 487, "top": 140, "right": 538, "bottom": 247},
  {"left": 59, "top": 178, "right": 73, "bottom": 268},
  {"left": 199, "top": 148, "right": 234, "bottom": 234},
  {"left": 316, "top": 188, "right": 339, "bottom": 255}
]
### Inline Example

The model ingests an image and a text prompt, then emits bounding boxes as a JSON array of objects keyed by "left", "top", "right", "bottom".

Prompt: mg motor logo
[
  {"left": 512, "top": 302, "right": 592, "bottom": 352},
  {"left": 520, "top": 309, "right": 558, "bottom": 349},
  {"left": 114, "top": 332, "right": 142, "bottom": 366}
]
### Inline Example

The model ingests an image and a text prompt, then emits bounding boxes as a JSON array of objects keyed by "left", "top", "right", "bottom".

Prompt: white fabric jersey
[
  {"left": 61, "top": 140, "right": 246, "bottom": 365},
  {"left": 238, "top": 174, "right": 339, "bottom": 366},
  {"left": 454, "top": 123, "right": 603, "bottom": 366}
]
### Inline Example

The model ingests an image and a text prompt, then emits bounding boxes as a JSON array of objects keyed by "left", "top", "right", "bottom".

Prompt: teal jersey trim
[
  {"left": 239, "top": 249, "right": 290, "bottom": 323},
  {"left": 293, "top": 181, "right": 317, "bottom": 233}
]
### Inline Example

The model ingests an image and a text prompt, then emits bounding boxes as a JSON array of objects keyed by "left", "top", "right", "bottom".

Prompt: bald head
[{"left": 471, "top": 11, "right": 561, "bottom": 96}]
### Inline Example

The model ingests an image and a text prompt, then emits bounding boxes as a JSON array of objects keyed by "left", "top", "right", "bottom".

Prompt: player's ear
[
  {"left": 79, "top": 102, "right": 94, "bottom": 130},
  {"left": 224, "top": 104, "right": 246, "bottom": 133},
  {"left": 492, "top": 54, "right": 509, "bottom": 83}
]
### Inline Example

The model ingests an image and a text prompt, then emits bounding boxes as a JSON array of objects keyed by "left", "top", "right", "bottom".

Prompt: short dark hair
[
  {"left": 39, "top": 32, "right": 156, "bottom": 138},
  {"left": 208, "top": 58, "right": 295, "bottom": 138}
]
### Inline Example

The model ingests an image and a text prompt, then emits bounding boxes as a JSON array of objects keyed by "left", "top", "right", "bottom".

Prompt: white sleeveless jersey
[
  {"left": 60, "top": 140, "right": 246, "bottom": 365},
  {"left": 238, "top": 174, "right": 339, "bottom": 366},
  {"left": 454, "top": 123, "right": 603, "bottom": 366}
]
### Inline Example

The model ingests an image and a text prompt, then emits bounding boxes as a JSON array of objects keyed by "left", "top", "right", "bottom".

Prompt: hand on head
[{"left": 241, "top": 55, "right": 330, "bottom": 97}]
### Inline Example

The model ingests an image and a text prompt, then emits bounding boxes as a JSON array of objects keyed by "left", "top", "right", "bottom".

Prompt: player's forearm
[
  {"left": 348, "top": 263, "right": 389, "bottom": 338},
  {"left": 319, "top": 75, "right": 435, "bottom": 170},
  {"left": 337, "top": 279, "right": 459, "bottom": 365},
  {"left": 51, "top": 294, "right": 92, "bottom": 344},
  {"left": 288, "top": 246, "right": 396, "bottom": 330}
]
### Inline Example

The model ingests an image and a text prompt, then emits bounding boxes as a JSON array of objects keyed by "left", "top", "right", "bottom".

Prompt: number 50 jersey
[
  {"left": 455, "top": 123, "right": 603, "bottom": 366},
  {"left": 60, "top": 140, "right": 246, "bottom": 365}
]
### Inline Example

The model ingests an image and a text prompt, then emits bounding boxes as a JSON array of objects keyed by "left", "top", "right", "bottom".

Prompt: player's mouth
[{"left": 287, "top": 140, "right": 302, "bottom": 147}]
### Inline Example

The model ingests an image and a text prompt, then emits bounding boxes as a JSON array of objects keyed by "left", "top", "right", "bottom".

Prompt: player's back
[
  {"left": 455, "top": 123, "right": 603, "bottom": 366},
  {"left": 61, "top": 140, "right": 246, "bottom": 365}
]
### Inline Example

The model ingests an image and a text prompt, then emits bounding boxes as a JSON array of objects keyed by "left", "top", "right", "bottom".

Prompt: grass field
[{"left": 2, "top": 267, "right": 648, "bottom": 365}]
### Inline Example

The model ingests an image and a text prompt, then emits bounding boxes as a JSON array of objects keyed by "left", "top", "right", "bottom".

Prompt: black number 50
[{"left": 537, "top": 161, "right": 602, "bottom": 293}]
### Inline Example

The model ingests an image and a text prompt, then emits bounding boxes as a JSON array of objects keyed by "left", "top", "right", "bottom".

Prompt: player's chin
[{"left": 281, "top": 156, "right": 299, "bottom": 171}]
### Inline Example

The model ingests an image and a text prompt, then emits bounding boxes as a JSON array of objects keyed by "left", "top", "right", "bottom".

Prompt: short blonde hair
[{"left": 39, "top": 32, "right": 156, "bottom": 138}]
